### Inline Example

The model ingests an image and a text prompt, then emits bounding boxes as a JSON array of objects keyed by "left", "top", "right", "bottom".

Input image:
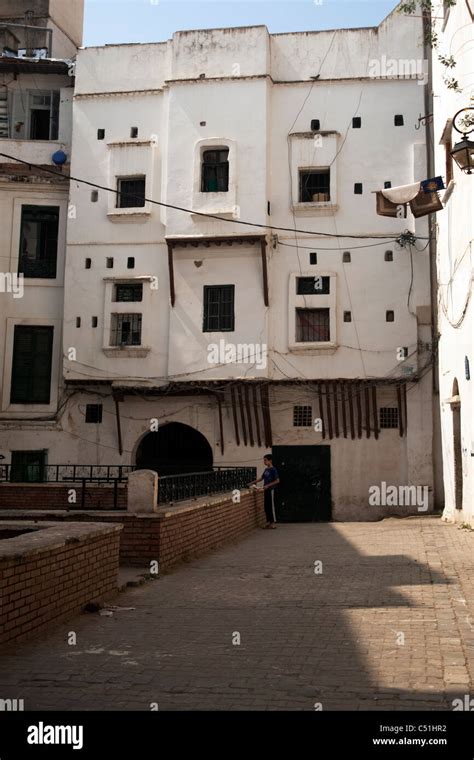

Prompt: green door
[{"left": 272, "top": 445, "right": 331, "bottom": 522}]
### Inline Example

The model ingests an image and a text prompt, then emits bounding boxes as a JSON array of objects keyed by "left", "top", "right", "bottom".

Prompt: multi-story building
[
  {"left": 0, "top": 0, "right": 83, "bottom": 479},
  {"left": 1, "top": 3, "right": 441, "bottom": 521},
  {"left": 432, "top": 0, "right": 474, "bottom": 523}
]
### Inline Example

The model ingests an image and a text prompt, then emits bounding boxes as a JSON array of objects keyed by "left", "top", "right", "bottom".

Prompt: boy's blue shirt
[{"left": 262, "top": 465, "right": 279, "bottom": 489}]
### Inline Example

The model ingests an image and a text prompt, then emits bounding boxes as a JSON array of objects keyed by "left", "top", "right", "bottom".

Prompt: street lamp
[{"left": 450, "top": 107, "right": 474, "bottom": 174}]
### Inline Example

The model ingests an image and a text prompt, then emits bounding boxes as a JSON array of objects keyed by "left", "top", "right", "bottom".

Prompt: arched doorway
[
  {"left": 135, "top": 422, "right": 213, "bottom": 476},
  {"left": 451, "top": 379, "right": 463, "bottom": 510}
]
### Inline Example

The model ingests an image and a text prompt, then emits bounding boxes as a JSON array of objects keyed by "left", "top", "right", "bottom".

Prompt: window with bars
[
  {"left": 201, "top": 149, "right": 229, "bottom": 192},
  {"left": 299, "top": 169, "right": 330, "bottom": 203},
  {"left": 110, "top": 314, "right": 142, "bottom": 346},
  {"left": 296, "top": 308, "right": 330, "bottom": 342},
  {"left": 10, "top": 450, "right": 47, "bottom": 483},
  {"left": 18, "top": 205, "right": 59, "bottom": 279},
  {"left": 379, "top": 407, "right": 399, "bottom": 429},
  {"left": 293, "top": 405, "right": 313, "bottom": 427},
  {"left": 114, "top": 283, "right": 143, "bottom": 302},
  {"left": 296, "top": 276, "right": 330, "bottom": 295},
  {"left": 85, "top": 404, "right": 103, "bottom": 423},
  {"left": 116, "top": 177, "right": 146, "bottom": 208},
  {"left": 203, "top": 285, "right": 235, "bottom": 332},
  {"left": 10, "top": 326, "right": 54, "bottom": 404}
]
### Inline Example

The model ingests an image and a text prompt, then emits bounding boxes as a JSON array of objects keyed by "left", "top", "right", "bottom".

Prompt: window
[
  {"left": 309, "top": 252, "right": 317, "bottom": 265},
  {"left": 203, "top": 285, "right": 235, "bottom": 332},
  {"left": 299, "top": 169, "right": 330, "bottom": 203},
  {"left": 127, "top": 257, "right": 135, "bottom": 269},
  {"left": 76, "top": 317, "right": 81, "bottom": 328},
  {"left": 130, "top": 127, "right": 138, "bottom": 138},
  {"left": 106, "top": 258, "right": 114, "bottom": 268},
  {"left": 10, "top": 326, "right": 53, "bottom": 404},
  {"left": 352, "top": 117, "right": 361, "bottom": 128},
  {"left": 115, "top": 283, "right": 143, "bottom": 302},
  {"left": 92, "top": 316, "right": 98, "bottom": 328},
  {"left": 28, "top": 91, "right": 59, "bottom": 140},
  {"left": 296, "top": 308, "right": 330, "bottom": 342},
  {"left": 384, "top": 250, "right": 393, "bottom": 262},
  {"left": 311, "top": 119, "right": 320, "bottom": 131},
  {"left": 18, "top": 205, "right": 59, "bottom": 278},
  {"left": 91, "top": 191, "right": 99, "bottom": 202},
  {"left": 380, "top": 407, "right": 399, "bottom": 429},
  {"left": 343, "top": 311, "right": 352, "bottom": 322},
  {"left": 110, "top": 314, "right": 142, "bottom": 346},
  {"left": 10, "top": 450, "right": 46, "bottom": 482},
  {"left": 354, "top": 183, "right": 363, "bottom": 194},
  {"left": 201, "top": 149, "right": 229, "bottom": 192},
  {"left": 97, "top": 129, "right": 105, "bottom": 140},
  {"left": 296, "top": 276, "right": 330, "bottom": 295},
  {"left": 386, "top": 310, "right": 395, "bottom": 322},
  {"left": 85, "top": 258, "right": 92, "bottom": 269},
  {"left": 342, "top": 251, "right": 351, "bottom": 263},
  {"left": 293, "top": 405, "right": 313, "bottom": 427},
  {"left": 85, "top": 404, "right": 103, "bottom": 423},
  {"left": 394, "top": 115, "right": 404, "bottom": 126},
  {"left": 116, "top": 177, "right": 146, "bottom": 208}
]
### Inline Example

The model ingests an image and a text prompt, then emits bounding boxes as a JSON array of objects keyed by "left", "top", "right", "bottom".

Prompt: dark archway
[
  {"left": 452, "top": 379, "right": 463, "bottom": 510},
  {"left": 135, "top": 422, "right": 213, "bottom": 476}
]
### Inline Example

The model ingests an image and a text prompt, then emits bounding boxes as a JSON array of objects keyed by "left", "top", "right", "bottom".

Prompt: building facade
[
  {"left": 1, "top": 4, "right": 441, "bottom": 520},
  {"left": 432, "top": 0, "right": 474, "bottom": 524}
]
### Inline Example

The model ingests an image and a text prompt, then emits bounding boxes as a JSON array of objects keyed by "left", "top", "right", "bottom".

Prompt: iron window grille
[
  {"left": 18, "top": 205, "right": 59, "bottom": 279},
  {"left": 201, "top": 149, "right": 229, "bottom": 192},
  {"left": 116, "top": 177, "right": 146, "bottom": 208},
  {"left": 203, "top": 285, "right": 235, "bottom": 332},
  {"left": 296, "top": 308, "right": 330, "bottom": 342},
  {"left": 115, "top": 283, "right": 143, "bottom": 302},
  {"left": 296, "top": 276, "right": 330, "bottom": 295},
  {"left": 110, "top": 314, "right": 142, "bottom": 346},
  {"left": 299, "top": 169, "right": 330, "bottom": 203},
  {"left": 379, "top": 407, "right": 399, "bottom": 429},
  {"left": 10, "top": 325, "right": 54, "bottom": 404},
  {"left": 10, "top": 450, "right": 47, "bottom": 483},
  {"left": 85, "top": 404, "right": 103, "bottom": 423},
  {"left": 293, "top": 405, "right": 313, "bottom": 427}
]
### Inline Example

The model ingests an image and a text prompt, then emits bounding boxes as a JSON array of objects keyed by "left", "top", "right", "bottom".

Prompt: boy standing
[{"left": 249, "top": 455, "right": 280, "bottom": 529}]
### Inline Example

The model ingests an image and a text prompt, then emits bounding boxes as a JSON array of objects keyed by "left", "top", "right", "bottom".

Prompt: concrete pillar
[{"left": 127, "top": 469, "right": 158, "bottom": 513}]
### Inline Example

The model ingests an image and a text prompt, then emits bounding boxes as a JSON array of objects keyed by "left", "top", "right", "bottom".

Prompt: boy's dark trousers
[{"left": 264, "top": 488, "right": 277, "bottom": 523}]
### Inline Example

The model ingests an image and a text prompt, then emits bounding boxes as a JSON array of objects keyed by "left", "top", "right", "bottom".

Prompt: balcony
[{"left": 0, "top": 138, "right": 69, "bottom": 168}]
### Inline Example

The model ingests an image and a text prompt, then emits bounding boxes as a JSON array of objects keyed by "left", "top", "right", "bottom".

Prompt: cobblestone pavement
[{"left": 2, "top": 516, "right": 474, "bottom": 711}]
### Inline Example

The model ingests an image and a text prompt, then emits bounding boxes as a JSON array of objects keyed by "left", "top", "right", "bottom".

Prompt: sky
[{"left": 83, "top": 0, "right": 398, "bottom": 47}]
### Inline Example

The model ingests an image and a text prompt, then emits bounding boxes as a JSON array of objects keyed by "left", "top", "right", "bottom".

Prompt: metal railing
[
  {"left": 0, "top": 464, "right": 135, "bottom": 484},
  {"left": 157, "top": 466, "right": 257, "bottom": 505}
]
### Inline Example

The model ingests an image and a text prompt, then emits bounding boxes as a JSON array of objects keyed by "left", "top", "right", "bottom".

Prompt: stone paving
[{"left": 2, "top": 516, "right": 474, "bottom": 711}]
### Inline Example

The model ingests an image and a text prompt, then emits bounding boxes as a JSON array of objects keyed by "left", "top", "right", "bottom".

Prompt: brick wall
[
  {"left": 0, "top": 484, "right": 127, "bottom": 510},
  {"left": 0, "top": 490, "right": 265, "bottom": 570},
  {"left": 0, "top": 523, "right": 122, "bottom": 647}
]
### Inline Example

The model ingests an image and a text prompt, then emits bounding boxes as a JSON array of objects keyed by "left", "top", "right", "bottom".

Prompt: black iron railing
[
  {"left": 0, "top": 464, "right": 135, "bottom": 484},
  {"left": 157, "top": 466, "right": 257, "bottom": 504}
]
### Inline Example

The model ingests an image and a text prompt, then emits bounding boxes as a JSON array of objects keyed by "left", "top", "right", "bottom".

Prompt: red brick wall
[
  {"left": 0, "top": 491, "right": 265, "bottom": 569},
  {"left": 0, "top": 484, "right": 127, "bottom": 510},
  {"left": 0, "top": 527, "right": 121, "bottom": 647}
]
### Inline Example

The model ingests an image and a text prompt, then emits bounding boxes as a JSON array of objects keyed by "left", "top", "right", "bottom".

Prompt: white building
[
  {"left": 1, "top": 3, "right": 442, "bottom": 520},
  {"left": 0, "top": 0, "right": 83, "bottom": 480},
  {"left": 431, "top": 0, "right": 474, "bottom": 523}
]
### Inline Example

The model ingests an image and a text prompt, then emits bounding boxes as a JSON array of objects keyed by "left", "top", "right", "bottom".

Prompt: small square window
[
  {"left": 130, "top": 127, "right": 138, "bottom": 138},
  {"left": 309, "top": 252, "right": 317, "bottom": 265},
  {"left": 92, "top": 316, "right": 98, "bottom": 328},
  {"left": 352, "top": 117, "right": 361, "bottom": 128},
  {"left": 106, "top": 258, "right": 114, "bottom": 269},
  {"left": 76, "top": 317, "right": 81, "bottom": 328},
  {"left": 342, "top": 251, "right": 351, "bottom": 263},
  {"left": 115, "top": 283, "right": 143, "bottom": 302},
  {"left": 85, "top": 258, "right": 91, "bottom": 269},
  {"left": 380, "top": 407, "right": 398, "bottom": 429},
  {"left": 384, "top": 250, "right": 393, "bottom": 262},
  {"left": 343, "top": 311, "right": 352, "bottom": 322},
  {"left": 91, "top": 190, "right": 99, "bottom": 202},
  {"left": 296, "top": 308, "right": 330, "bottom": 342},
  {"left": 97, "top": 129, "right": 105, "bottom": 140},
  {"left": 310, "top": 119, "right": 320, "bottom": 131},
  {"left": 299, "top": 169, "right": 330, "bottom": 203},
  {"left": 384, "top": 181, "right": 392, "bottom": 189},
  {"left": 110, "top": 314, "right": 142, "bottom": 346},
  {"left": 127, "top": 257, "right": 135, "bottom": 269},
  {"left": 354, "top": 183, "right": 363, "bottom": 194},
  {"left": 85, "top": 404, "right": 103, "bottom": 423},
  {"left": 394, "top": 115, "right": 404, "bottom": 126},
  {"left": 386, "top": 310, "right": 395, "bottom": 322},
  {"left": 117, "top": 177, "right": 146, "bottom": 208},
  {"left": 293, "top": 405, "right": 313, "bottom": 427}
]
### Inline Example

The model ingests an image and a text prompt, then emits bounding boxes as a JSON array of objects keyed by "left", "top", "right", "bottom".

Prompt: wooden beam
[
  {"left": 397, "top": 384, "right": 404, "bottom": 437},
  {"left": 325, "top": 382, "right": 333, "bottom": 439},
  {"left": 372, "top": 386, "right": 379, "bottom": 440},
  {"left": 237, "top": 384, "right": 248, "bottom": 446},
  {"left": 114, "top": 396, "right": 123, "bottom": 456},
  {"left": 230, "top": 384, "right": 240, "bottom": 446},
  {"left": 333, "top": 381, "right": 340, "bottom": 438},
  {"left": 348, "top": 384, "right": 355, "bottom": 439},
  {"left": 252, "top": 384, "right": 262, "bottom": 447},
  {"left": 356, "top": 383, "right": 362, "bottom": 438},
  {"left": 260, "top": 237, "right": 269, "bottom": 307},
  {"left": 402, "top": 382, "right": 408, "bottom": 436},
  {"left": 317, "top": 382, "right": 325, "bottom": 439},
  {"left": 341, "top": 382, "right": 347, "bottom": 438},
  {"left": 244, "top": 384, "right": 254, "bottom": 446},
  {"left": 215, "top": 392, "right": 224, "bottom": 456},
  {"left": 261, "top": 384, "right": 273, "bottom": 447},
  {"left": 167, "top": 242, "right": 175, "bottom": 307},
  {"left": 364, "top": 385, "right": 371, "bottom": 439}
]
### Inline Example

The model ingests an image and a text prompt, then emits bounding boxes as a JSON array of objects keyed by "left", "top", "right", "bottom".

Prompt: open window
[
  {"left": 299, "top": 169, "right": 330, "bottom": 203},
  {"left": 18, "top": 205, "right": 59, "bottom": 279},
  {"left": 201, "top": 148, "right": 229, "bottom": 192}
]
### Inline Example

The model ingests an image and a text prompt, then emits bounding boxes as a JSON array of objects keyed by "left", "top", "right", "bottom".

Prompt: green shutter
[{"left": 11, "top": 326, "right": 54, "bottom": 404}]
